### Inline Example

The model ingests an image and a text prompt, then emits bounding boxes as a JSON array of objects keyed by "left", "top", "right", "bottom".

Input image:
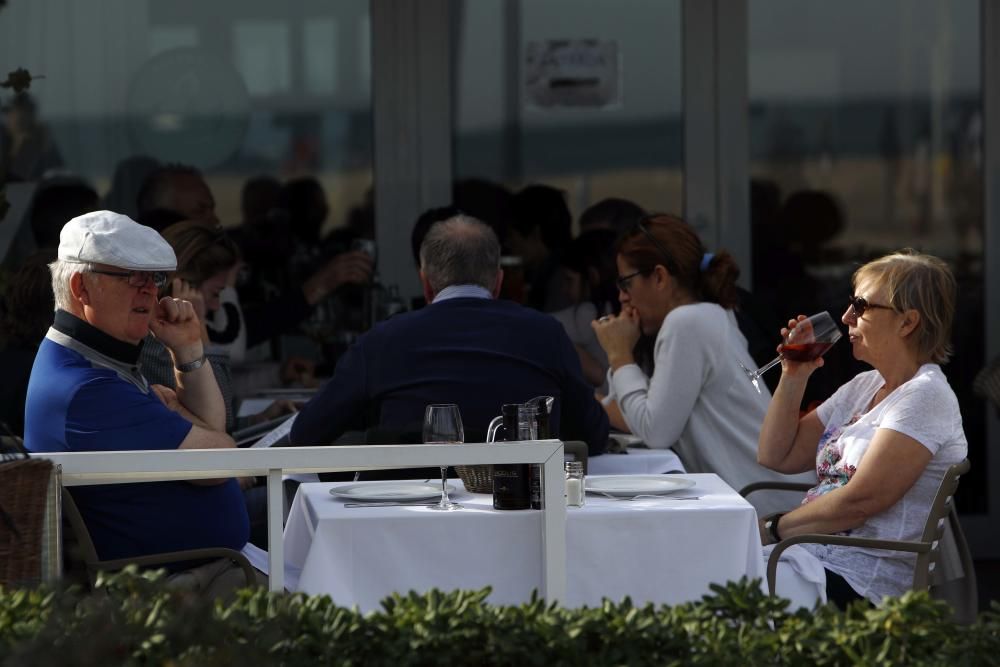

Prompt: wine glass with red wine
[{"left": 740, "top": 311, "right": 843, "bottom": 393}]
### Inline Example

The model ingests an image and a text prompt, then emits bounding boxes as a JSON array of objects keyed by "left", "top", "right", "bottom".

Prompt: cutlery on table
[
  {"left": 595, "top": 492, "right": 702, "bottom": 501},
  {"left": 343, "top": 501, "right": 439, "bottom": 508}
]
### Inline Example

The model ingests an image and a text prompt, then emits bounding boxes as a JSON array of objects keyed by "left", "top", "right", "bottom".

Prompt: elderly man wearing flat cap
[{"left": 24, "top": 211, "right": 257, "bottom": 595}]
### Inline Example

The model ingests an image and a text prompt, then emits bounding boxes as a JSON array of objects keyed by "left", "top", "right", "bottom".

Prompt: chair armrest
[
  {"left": 739, "top": 481, "right": 813, "bottom": 498},
  {"left": 93, "top": 548, "right": 257, "bottom": 587},
  {"left": 563, "top": 440, "right": 588, "bottom": 475},
  {"left": 766, "top": 533, "right": 931, "bottom": 595}
]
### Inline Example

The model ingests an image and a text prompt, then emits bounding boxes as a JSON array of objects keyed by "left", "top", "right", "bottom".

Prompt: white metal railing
[{"left": 34, "top": 441, "right": 568, "bottom": 599}]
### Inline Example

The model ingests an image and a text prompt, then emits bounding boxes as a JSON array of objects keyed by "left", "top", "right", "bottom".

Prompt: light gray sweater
[{"left": 607, "top": 302, "right": 816, "bottom": 515}]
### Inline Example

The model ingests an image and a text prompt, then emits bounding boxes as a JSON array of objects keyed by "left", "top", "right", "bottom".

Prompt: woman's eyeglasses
[
  {"left": 848, "top": 295, "right": 892, "bottom": 318},
  {"left": 88, "top": 269, "right": 168, "bottom": 289},
  {"left": 616, "top": 268, "right": 653, "bottom": 293}
]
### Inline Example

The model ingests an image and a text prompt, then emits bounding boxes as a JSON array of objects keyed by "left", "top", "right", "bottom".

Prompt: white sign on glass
[{"left": 524, "top": 39, "right": 621, "bottom": 110}]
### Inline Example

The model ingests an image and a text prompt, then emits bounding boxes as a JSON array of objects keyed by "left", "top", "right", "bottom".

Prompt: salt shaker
[{"left": 565, "top": 461, "right": 585, "bottom": 507}]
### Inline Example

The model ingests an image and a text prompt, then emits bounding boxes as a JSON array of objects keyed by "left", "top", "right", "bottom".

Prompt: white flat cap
[{"left": 58, "top": 211, "right": 177, "bottom": 272}]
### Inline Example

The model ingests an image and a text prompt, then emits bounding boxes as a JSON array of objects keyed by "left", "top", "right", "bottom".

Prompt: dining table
[{"left": 283, "top": 473, "right": 765, "bottom": 611}]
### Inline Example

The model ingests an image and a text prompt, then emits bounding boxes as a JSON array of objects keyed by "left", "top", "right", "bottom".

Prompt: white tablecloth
[
  {"left": 284, "top": 473, "right": 764, "bottom": 611},
  {"left": 588, "top": 448, "right": 685, "bottom": 475}
]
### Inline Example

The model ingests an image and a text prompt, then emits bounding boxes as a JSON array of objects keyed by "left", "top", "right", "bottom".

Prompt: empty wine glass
[
  {"left": 740, "top": 311, "right": 843, "bottom": 393},
  {"left": 423, "top": 404, "right": 465, "bottom": 511}
]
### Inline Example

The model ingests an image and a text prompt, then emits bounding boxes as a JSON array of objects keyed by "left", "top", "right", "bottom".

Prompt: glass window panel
[
  {"left": 453, "top": 0, "right": 682, "bottom": 226},
  {"left": 149, "top": 26, "right": 199, "bottom": 56},
  {"left": 304, "top": 18, "right": 338, "bottom": 95},
  {"left": 233, "top": 20, "right": 292, "bottom": 96},
  {"left": 359, "top": 15, "right": 371, "bottom": 97},
  {"left": 0, "top": 0, "right": 371, "bottom": 234},
  {"left": 748, "top": 0, "right": 984, "bottom": 511}
]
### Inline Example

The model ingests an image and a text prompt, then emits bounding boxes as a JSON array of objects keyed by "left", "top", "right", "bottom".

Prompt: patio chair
[
  {"left": 741, "top": 459, "right": 976, "bottom": 620},
  {"left": 0, "top": 451, "right": 61, "bottom": 587},
  {"left": 61, "top": 487, "right": 256, "bottom": 587}
]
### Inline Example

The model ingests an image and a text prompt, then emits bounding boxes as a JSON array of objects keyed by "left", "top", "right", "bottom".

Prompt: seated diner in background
[
  {"left": 139, "top": 220, "right": 297, "bottom": 433},
  {"left": 289, "top": 214, "right": 609, "bottom": 456},
  {"left": 139, "top": 220, "right": 298, "bottom": 549},
  {"left": 592, "top": 214, "right": 814, "bottom": 515},
  {"left": 23, "top": 211, "right": 260, "bottom": 598},
  {"left": 549, "top": 227, "right": 622, "bottom": 394},
  {"left": 757, "top": 249, "right": 968, "bottom": 608}
]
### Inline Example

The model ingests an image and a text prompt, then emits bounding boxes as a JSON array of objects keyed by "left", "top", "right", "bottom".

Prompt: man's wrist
[
  {"left": 175, "top": 354, "right": 207, "bottom": 373},
  {"left": 171, "top": 345, "right": 206, "bottom": 370}
]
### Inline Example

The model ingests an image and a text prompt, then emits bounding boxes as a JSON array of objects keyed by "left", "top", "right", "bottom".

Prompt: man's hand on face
[
  {"left": 149, "top": 296, "right": 204, "bottom": 364},
  {"left": 170, "top": 278, "right": 206, "bottom": 323}
]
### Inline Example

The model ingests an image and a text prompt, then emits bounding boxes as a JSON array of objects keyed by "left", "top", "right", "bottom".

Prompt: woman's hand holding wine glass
[
  {"left": 778, "top": 315, "right": 828, "bottom": 375},
  {"left": 740, "top": 311, "right": 843, "bottom": 393}
]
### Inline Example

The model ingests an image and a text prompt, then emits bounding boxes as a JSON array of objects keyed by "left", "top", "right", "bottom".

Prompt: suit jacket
[{"left": 290, "top": 297, "right": 608, "bottom": 454}]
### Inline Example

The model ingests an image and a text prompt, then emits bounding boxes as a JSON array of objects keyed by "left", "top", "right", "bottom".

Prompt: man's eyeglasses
[
  {"left": 88, "top": 269, "right": 168, "bottom": 289},
  {"left": 848, "top": 295, "right": 892, "bottom": 318},
  {"left": 616, "top": 268, "right": 652, "bottom": 293}
]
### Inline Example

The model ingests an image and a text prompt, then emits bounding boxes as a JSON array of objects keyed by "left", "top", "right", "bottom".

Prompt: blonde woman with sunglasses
[{"left": 756, "top": 249, "right": 967, "bottom": 608}]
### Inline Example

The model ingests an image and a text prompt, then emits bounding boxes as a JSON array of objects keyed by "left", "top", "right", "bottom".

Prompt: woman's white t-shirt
[{"left": 807, "top": 364, "right": 967, "bottom": 602}]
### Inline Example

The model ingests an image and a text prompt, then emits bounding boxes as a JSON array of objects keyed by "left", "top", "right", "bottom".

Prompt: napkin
[{"left": 241, "top": 543, "right": 302, "bottom": 591}]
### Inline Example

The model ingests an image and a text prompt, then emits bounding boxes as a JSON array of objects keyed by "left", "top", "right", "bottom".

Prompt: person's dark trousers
[{"left": 825, "top": 568, "right": 873, "bottom": 609}]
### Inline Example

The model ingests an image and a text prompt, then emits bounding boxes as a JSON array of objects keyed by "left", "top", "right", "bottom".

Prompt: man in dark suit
[{"left": 289, "top": 214, "right": 608, "bottom": 454}]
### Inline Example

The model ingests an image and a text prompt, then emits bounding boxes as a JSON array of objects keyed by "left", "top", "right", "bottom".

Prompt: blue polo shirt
[{"left": 25, "top": 310, "right": 249, "bottom": 562}]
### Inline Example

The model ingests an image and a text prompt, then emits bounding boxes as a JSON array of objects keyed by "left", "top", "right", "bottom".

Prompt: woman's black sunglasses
[{"left": 849, "top": 295, "right": 892, "bottom": 318}]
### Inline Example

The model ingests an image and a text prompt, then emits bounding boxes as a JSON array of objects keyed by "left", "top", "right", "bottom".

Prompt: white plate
[
  {"left": 329, "top": 481, "right": 455, "bottom": 502},
  {"left": 585, "top": 475, "right": 695, "bottom": 497}
]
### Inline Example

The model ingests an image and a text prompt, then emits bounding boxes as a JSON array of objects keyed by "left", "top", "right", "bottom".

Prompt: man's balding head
[{"left": 419, "top": 215, "right": 501, "bottom": 296}]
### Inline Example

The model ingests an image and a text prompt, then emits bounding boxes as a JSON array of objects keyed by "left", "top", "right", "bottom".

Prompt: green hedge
[{"left": 1, "top": 568, "right": 998, "bottom": 666}]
